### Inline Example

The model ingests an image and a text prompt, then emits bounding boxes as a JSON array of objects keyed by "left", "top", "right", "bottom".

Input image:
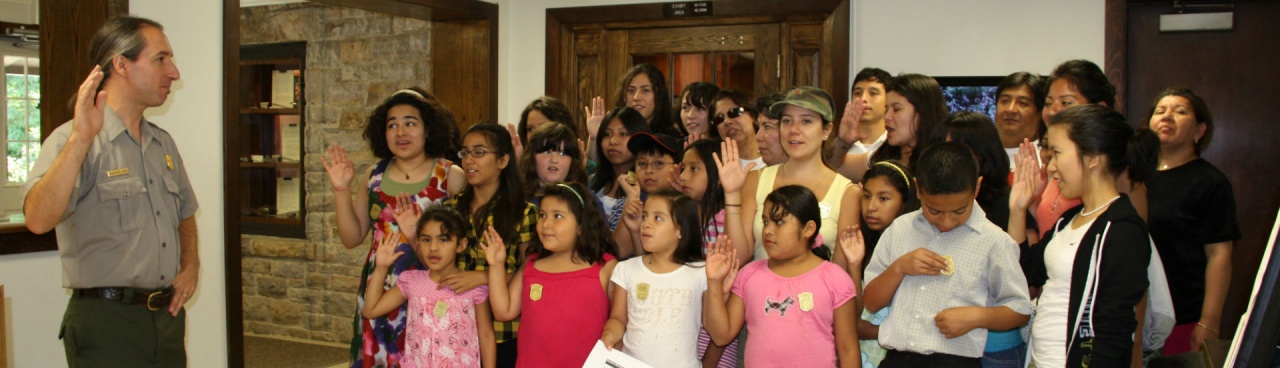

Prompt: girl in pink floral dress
[{"left": 364, "top": 206, "right": 496, "bottom": 368}]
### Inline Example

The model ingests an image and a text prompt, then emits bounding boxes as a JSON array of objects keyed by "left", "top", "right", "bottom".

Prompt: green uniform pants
[{"left": 60, "top": 295, "right": 187, "bottom": 368}]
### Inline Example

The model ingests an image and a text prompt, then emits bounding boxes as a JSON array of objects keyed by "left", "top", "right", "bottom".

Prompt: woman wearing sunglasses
[{"left": 713, "top": 89, "right": 766, "bottom": 171}]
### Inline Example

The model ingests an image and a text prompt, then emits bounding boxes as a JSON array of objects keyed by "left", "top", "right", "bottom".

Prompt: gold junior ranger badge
[
  {"left": 530, "top": 284, "right": 544, "bottom": 301},
  {"left": 433, "top": 300, "right": 449, "bottom": 318},
  {"left": 798, "top": 292, "right": 814, "bottom": 312},
  {"left": 941, "top": 255, "right": 955, "bottom": 276},
  {"left": 636, "top": 283, "right": 650, "bottom": 301},
  {"left": 165, "top": 154, "right": 174, "bottom": 171}
]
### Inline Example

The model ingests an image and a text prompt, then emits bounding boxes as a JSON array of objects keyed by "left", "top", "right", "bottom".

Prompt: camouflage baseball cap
[{"left": 769, "top": 86, "right": 835, "bottom": 122}]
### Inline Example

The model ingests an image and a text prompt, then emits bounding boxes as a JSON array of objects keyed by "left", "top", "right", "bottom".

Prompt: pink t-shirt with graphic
[
  {"left": 397, "top": 269, "right": 489, "bottom": 368},
  {"left": 731, "top": 260, "right": 856, "bottom": 367}
]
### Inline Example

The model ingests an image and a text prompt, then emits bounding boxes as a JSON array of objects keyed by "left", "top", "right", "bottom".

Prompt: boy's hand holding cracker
[{"left": 893, "top": 248, "right": 950, "bottom": 276}]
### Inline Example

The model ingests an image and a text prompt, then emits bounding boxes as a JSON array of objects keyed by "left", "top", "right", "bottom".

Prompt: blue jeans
[{"left": 981, "top": 343, "right": 1027, "bottom": 368}]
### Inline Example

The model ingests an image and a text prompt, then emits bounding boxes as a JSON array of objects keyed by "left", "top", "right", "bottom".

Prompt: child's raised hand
[
  {"left": 706, "top": 235, "right": 737, "bottom": 282},
  {"left": 935, "top": 306, "right": 986, "bottom": 339},
  {"left": 713, "top": 138, "right": 754, "bottom": 195},
  {"left": 374, "top": 232, "right": 405, "bottom": 269},
  {"left": 722, "top": 249, "right": 740, "bottom": 295},
  {"left": 585, "top": 96, "right": 606, "bottom": 139},
  {"left": 684, "top": 132, "right": 705, "bottom": 149},
  {"left": 893, "top": 248, "right": 948, "bottom": 276},
  {"left": 392, "top": 193, "right": 422, "bottom": 242},
  {"left": 837, "top": 225, "right": 866, "bottom": 268},
  {"left": 481, "top": 226, "right": 508, "bottom": 267},
  {"left": 617, "top": 172, "right": 641, "bottom": 200},
  {"left": 621, "top": 198, "right": 643, "bottom": 233},
  {"left": 507, "top": 123, "right": 525, "bottom": 162},
  {"left": 665, "top": 163, "right": 684, "bottom": 192}
]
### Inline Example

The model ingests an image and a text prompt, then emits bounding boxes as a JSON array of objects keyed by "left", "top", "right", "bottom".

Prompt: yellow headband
[
  {"left": 873, "top": 161, "right": 911, "bottom": 189},
  {"left": 556, "top": 183, "right": 585, "bottom": 207}
]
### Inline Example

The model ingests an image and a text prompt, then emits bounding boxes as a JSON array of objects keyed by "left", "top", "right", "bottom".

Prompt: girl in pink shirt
[
  {"left": 363, "top": 206, "right": 496, "bottom": 368},
  {"left": 483, "top": 182, "right": 619, "bottom": 368},
  {"left": 703, "top": 185, "right": 862, "bottom": 367}
]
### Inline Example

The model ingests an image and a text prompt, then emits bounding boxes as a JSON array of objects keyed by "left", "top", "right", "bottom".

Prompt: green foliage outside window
[{"left": 6, "top": 72, "right": 41, "bottom": 185}]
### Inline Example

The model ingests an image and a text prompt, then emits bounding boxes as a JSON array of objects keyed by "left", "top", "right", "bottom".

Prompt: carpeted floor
[{"left": 244, "top": 335, "right": 348, "bottom": 368}]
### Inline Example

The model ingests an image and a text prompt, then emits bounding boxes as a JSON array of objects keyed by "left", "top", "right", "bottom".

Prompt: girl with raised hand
[
  {"left": 675, "top": 138, "right": 741, "bottom": 367},
  {"left": 601, "top": 191, "right": 711, "bottom": 368},
  {"left": 483, "top": 182, "right": 619, "bottom": 367},
  {"left": 1014, "top": 105, "right": 1153, "bottom": 367},
  {"left": 716, "top": 86, "right": 861, "bottom": 267},
  {"left": 363, "top": 206, "right": 495, "bottom": 368},
  {"left": 323, "top": 87, "right": 465, "bottom": 367},
  {"left": 704, "top": 185, "right": 861, "bottom": 367},
  {"left": 1030, "top": 60, "right": 1116, "bottom": 238},
  {"left": 518, "top": 122, "right": 588, "bottom": 204},
  {"left": 590, "top": 107, "right": 650, "bottom": 232},
  {"left": 446, "top": 122, "right": 538, "bottom": 366}
]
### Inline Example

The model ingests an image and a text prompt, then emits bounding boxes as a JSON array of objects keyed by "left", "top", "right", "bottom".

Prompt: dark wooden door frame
[{"left": 546, "top": 0, "right": 851, "bottom": 120}]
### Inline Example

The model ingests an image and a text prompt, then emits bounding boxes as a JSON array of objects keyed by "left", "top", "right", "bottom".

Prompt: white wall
[
  {"left": 130, "top": 0, "right": 229, "bottom": 367},
  {"left": 0, "top": 251, "right": 64, "bottom": 368},
  {"left": 493, "top": 0, "right": 1104, "bottom": 122},
  {"left": 852, "top": 0, "right": 1104, "bottom": 77}
]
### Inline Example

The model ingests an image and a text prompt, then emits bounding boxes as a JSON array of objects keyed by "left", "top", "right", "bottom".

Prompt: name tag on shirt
[{"left": 107, "top": 168, "right": 130, "bottom": 177}]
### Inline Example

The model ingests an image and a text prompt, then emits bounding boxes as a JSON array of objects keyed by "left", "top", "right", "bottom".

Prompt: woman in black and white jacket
[{"left": 1009, "top": 104, "right": 1156, "bottom": 367}]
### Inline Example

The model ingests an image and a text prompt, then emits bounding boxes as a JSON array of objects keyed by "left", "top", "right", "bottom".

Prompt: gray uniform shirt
[
  {"left": 864, "top": 203, "right": 1033, "bottom": 358},
  {"left": 21, "top": 107, "right": 198, "bottom": 289}
]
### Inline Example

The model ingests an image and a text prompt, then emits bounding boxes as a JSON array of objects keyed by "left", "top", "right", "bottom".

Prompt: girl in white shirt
[{"left": 601, "top": 191, "right": 714, "bottom": 368}]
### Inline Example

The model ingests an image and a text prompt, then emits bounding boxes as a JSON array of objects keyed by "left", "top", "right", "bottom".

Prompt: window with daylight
[{"left": 4, "top": 54, "right": 40, "bottom": 186}]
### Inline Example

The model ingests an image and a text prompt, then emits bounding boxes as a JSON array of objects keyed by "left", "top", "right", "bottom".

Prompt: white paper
[
  {"left": 581, "top": 341, "right": 654, "bottom": 368},
  {"left": 271, "top": 70, "right": 296, "bottom": 108},
  {"left": 278, "top": 115, "right": 301, "bottom": 161},
  {"left": 275, "top": 175, "right": 301, "bottom": 215}
]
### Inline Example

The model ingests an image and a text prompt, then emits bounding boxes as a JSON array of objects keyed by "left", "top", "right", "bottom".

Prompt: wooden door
[
  {"left": 1107, "top": 0, "right": 1280, "bottom": 340},
  {"left": 548, "top": 1, "right": 849, "bottom": 132},
  {"left": 568, "top": 23, "right": 781, "bottom": 116}
]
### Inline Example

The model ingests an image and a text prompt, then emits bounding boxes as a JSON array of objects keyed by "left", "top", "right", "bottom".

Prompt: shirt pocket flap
[{"left": 97, "top": 177, "right": 146, "bottom": 201}]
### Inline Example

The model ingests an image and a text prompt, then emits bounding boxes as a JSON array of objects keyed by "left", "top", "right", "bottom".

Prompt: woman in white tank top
[{"left": 715, "top": 86, "right": 862, "bottom": 268}]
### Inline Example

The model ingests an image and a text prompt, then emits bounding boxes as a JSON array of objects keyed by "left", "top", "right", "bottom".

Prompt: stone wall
[{"left": 239, "top": 3, "right": 432, "bottom": 344}]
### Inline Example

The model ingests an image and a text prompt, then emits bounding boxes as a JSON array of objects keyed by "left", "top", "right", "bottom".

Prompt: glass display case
[{"left": 237, "top": 41, "right": 306, "bottom": 238}]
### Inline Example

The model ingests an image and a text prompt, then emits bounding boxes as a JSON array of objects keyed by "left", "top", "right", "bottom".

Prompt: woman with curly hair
[{"left": 322, "top": 87, "right": 465, "bottom": 367}]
